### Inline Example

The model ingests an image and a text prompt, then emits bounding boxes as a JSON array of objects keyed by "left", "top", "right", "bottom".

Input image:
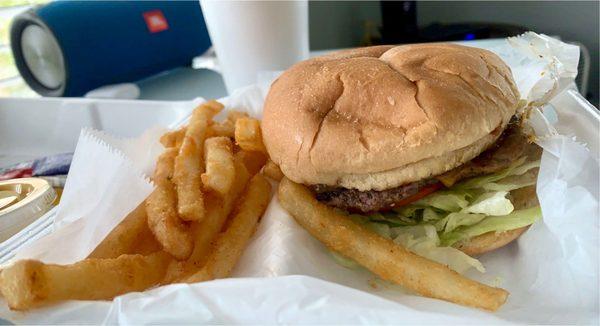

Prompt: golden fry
[
  {"left": 174, "top": 100, "right": 224, "bottom": 222},
  {"left": 235, "top": 117, "right": 267, "bottom": 153},
  {"left": 201, "top": 137, "right": 235, "bottom": 196},
  {"left": 159, "top": 127, "right": 186, "bottom": 148},
  {"left": 277, "top": 177, "right": 509, "bottom": 312},
  {"left": 163, "top": 157, "right": 251, "bottom": 283},
  {"left": 208, "top": 121, "right": 235, "bottom": 138},
  {"left": 226, "top": 110, "right": 249, "bottom": 123},
  {"left": 129, "top": 223, "right": 163, "bottom": 255},
  {"left": 174, "top": 129, "right": 187, "bottom": 148},
  {"left": 0, "top": 252, "right": 170, "bottom": 310},
  {"left": 147, "top": 148, "right": 193, "bottom": 260},
  {"left": 234, "top": 150, "right": 268, "bottom": 176},
  {"left": 88, "top": 202, "right": 150, "bottom": 259},
  {"left": 207, "top": 111, "right": 249, "bottom": 138},
  {"left": 185, "top": 174, "right": 271, "bottom": 283},
  {"left": 153, "top": 148, "right": 178, "bottom": 182},
  {"left": 263, "top": 160, "right": 284, "bottom": 181}
]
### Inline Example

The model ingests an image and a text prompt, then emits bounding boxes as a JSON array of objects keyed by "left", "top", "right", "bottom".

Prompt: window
[{"left": 0, "top": 0, "right": 47, "bottom": 97}]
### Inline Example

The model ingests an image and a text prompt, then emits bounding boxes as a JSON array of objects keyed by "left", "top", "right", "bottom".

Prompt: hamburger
[{"left": 262, "top": 44, "right": 542, "bottom": 267}]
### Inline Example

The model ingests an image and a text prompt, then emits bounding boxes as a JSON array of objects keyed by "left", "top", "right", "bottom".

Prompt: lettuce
[
  {"left": 510, "top": 160, "right": 541, "bottom": 176},
  {"left": 440, "top": 206, "right": 542, "bottom": 246},
  {"left": 393, "top": 205, "right": 422, "bottom": 217},
  {"left": 413, "top": 191, "right": 470, "bottom": 212},
  {"left": 454, "top": 156, "right": 535, "bottom": 190},
  {"left": 443, "top": 212, "right": 487, "bottom": 233},
  {"left": 434, "top": 215, "right": 449, "bottom": 231},
  {"left": 422, "top": 208, "right": 442, "bottom": 222},
  {"left": 366, "top": 212, "right": 418, "bottom": 227},
  {"left": 483, "top": 169, "right": 538, "bottom": 192},
  {"left": 392, "top": 225, "right": 485, "bottom": 273},
  {"left": 436, "top": 191, "right": 515, "bottom": 232},
  {"left": 364, "top": 221, "right": 392, "bottom": 238},
  {"left": 463, "top": 191, "right": 514, "bottom": 216}
]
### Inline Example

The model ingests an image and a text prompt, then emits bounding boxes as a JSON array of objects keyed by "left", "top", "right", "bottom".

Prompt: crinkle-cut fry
[
  {"left": 163, "top": 157, "right": 251, "bottom": 283},
  {"left": 234, "top": 150, "right": 267, "bottom": 176},
  {"left": 88, "top": 202, "right": 150, "bottom": 259},
  {"left": 0, "top": 252, "right": 171, "bottom": 310},
  {"left": 201, "top": 137, "right": 235, "bottom": 196},
  {"left": 147, "top": 148, "right": 193, "bottom": 260},
  {"left": 159, "top": 127, "right": 187, "bottom": 148},
  {"left": 262, "top": 159, "right": 284, "bottom": 181},
  {"left": 234, "top": 117, "right": 267, "bottom": 153},
  {"left": 185, "top": 174, "right": 271, "bottom": 283},
  {"left": 277, "top": 177, "right": 509, "bottom": 312},
  {"left": 174, "top": 100, "right": 223, "bottom": 222}
]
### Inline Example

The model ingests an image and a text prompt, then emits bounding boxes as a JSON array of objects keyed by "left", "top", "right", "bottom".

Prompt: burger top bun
[{"left": 262, "top": 44, "right": 520, "bottom": 191}]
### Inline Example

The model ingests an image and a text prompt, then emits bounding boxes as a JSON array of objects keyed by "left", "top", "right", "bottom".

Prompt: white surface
[
  {"left": 1, "top": 33, "right": 598, "bottom": 324},
  {"left": 0, "top": 97, "right": 197, "bottom": 168},
  {"left": 200, "top": 0, "right": 309, "bottom": 93}
]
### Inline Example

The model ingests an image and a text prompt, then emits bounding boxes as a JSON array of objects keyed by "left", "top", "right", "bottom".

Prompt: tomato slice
[{"left": 393, "top": 182, "right": 443, "bottom": 207}]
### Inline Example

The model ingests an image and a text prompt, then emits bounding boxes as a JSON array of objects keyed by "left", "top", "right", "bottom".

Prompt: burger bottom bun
[
  {"left": 454, "top": 185, "right": 539, "bottom": 256},
  {"left": 455, "top": 225, "right": 530, "bottom": 257}
]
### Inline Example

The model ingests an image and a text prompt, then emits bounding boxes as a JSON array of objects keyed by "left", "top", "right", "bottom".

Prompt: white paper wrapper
[
  {"left": 1, "top": 33, "right": 598, "bottom": 324},
  {"left": 12, "top": 128, "right": 165, "bottom": 265}
]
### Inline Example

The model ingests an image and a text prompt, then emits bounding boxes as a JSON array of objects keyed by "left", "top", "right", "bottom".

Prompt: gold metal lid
[{"left": 0, "top": 178, "right": 57, "bottom": 242}]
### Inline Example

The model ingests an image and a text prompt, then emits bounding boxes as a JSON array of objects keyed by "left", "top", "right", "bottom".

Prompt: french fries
[
  {"left": 1, "top": 101, "right": 275, "bottom": 312},
  {"left": 277, "top": 177, "right": 509, "bottom": 311},
  {"left": 128, "top": 223, "right": 163, "bottom": 255},
  {"left": 0, "top": 252, "right": 170, "bottom": 310},
  {"left": 207, "top": 111, "right": 249, "bottom": 138},
  {"left": 88, "top": 202, "right": 151, "bottom": 258},
  {"left": 163, "top": 156, "right": 252, "bottom": 282},
  {"left": 227, "top": 111, "right": 250, "bottom": 124},
  {"left": 191, "top": 157, "right": 252, "bottom": 266},
  {"left": 235, "top": 117, "right": 267, "bottom": 153},
  {"left": 174, "top": 100, "right": 223, "bottom": 222},
  {"left": 159, "top": 127, "right": 186, "bottom": 148},
  {"left": 208, "top": 122, "right": 234, "bottom": 138},
  {"left": 201, "top": 137, "right": 235, "bottom": 196},
  {"left": 146, "top": 148, "right": 193, "bottom": 260},
  {"left": 262, "top": 159, "right": 284, "bottom": 181},
  {"left": 185, "top": 174, "right": 271, "bottom": 283},
  {"left": 234, "top": 150, "right": 268, "bottom": 176}
]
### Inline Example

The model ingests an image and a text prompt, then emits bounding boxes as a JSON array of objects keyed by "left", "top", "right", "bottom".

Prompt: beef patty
[{"left": 312, "top": 122, "right": 541, "bottom": 213}]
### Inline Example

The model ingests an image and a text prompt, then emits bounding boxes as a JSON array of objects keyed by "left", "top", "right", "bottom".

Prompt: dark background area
[{"left": 309, "top": 1, "right": 599, "bottom": 107}]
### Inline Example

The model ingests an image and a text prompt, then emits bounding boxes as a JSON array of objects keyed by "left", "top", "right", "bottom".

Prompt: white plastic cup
[{"left": 200, "top": 0, "right": 309, "bottom": 94}]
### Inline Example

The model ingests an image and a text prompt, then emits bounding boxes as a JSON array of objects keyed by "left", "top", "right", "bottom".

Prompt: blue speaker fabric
[{"left": 31, "top": 1, "right": 211, "bottom": 96}]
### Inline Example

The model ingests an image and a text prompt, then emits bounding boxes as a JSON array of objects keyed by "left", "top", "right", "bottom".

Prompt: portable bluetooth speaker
[{"left": 10, "top": 1, "right": 211, "bottom": 97}]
